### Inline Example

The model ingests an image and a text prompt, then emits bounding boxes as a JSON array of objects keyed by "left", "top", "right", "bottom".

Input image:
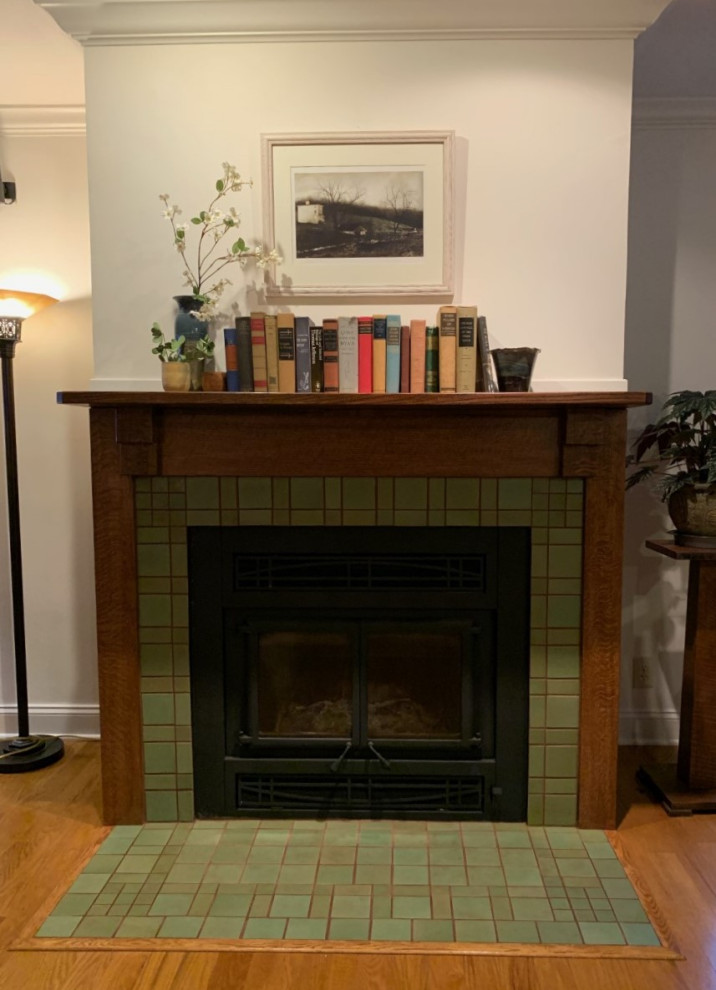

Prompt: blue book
[
  {"left": 294, "top": 316, "right": 313, "bottom": 393},
  {"left": 385, "top": 314, "right": 401, "bottom": 394},
  {"left": 223, "top": 326, "right": 240, "bottom": 392}
]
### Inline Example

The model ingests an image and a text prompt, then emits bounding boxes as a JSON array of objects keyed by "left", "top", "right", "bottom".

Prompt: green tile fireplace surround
[{"left": 136, "top": 476, "right": 584, "bottom": 828}]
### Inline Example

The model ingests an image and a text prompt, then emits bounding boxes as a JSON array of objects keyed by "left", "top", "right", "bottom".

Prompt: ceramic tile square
[
  {"left": 237, "top": 478, "right": 272, "bottom": 509},
  {"left": 394, "top": 478, "right": 427, "bottom": 510},
  {"left": 290, "top": 478, "right": 324, "bottom": 510},
  {"left": 342, "top": 478, "right": 376, "bottom": 510}
]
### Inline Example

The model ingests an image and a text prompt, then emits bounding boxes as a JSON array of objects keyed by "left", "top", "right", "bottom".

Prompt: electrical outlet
[{"left": 632, "top": 656, "right": 653, "bottom": 690}]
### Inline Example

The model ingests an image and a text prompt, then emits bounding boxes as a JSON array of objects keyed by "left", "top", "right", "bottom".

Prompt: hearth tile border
[
  {"left": 31, "top": 822, "right": 670, "bottom": 952},
  {"left": 135, "top": 477, "right": 583, "bottom": 825}
]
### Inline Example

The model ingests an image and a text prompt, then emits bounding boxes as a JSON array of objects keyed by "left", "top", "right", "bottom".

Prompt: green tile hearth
[{"left": 35, "top": 823, "right": 660, "bottom": 947}]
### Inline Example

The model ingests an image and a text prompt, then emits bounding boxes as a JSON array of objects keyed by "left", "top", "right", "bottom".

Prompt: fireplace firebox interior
[{"left": 189, "top": 527, "right": 530, "bottom": 821}]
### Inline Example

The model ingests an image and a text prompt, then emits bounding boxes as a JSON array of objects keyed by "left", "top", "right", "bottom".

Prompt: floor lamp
[{"left": 0, "top": 288, "right": 64, "bottom": 772}]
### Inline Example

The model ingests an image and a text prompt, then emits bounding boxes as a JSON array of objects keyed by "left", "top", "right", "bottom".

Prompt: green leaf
[
  {"left": 191, "top": 217, "right": 202, "bottom": 225},
  {"left": 176, "top": 228, "right": 185, "bottom": 239},
  {"left": 216, "top": 179, "right": 224, "bottom": 192},
  {"left": 231, "top": 238, "right": 247, "bottom": 254}
]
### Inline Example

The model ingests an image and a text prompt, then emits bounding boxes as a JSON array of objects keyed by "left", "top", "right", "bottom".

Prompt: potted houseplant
[
  {"left": 186, "top": 334, "right": 219, "bottom": 392},
  {"left": 626, "top": 389, "right": 716, "bottom": 546},
  {"left": 151, "top": 323, "right": 190, "bottom": 391}
]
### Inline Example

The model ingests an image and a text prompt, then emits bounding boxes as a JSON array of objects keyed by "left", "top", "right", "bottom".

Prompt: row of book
[{"left": 223, "top": 308, "right": 497, "bottom": 394}]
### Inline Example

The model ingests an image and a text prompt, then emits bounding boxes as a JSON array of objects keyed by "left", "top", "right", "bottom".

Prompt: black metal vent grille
[
  {"left": 234, "top": 774, "right": 485, "bottom": 814},
  {"left": 233, "top": 554, "right": 487, "bottom": 593}
]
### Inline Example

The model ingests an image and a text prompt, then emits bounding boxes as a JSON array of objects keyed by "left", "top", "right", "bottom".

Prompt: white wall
[
  {"left": 0, "top": 128, "right": 97, "bottom": 736},
  {"left": 620, "top": 99, "right": 716, "bottom": 743},
  {"left": 84, "top": 39, "right": 635, "bottom": 390}
]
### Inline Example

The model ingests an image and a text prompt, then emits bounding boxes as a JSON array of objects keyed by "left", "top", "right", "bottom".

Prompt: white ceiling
[{"left": 1, "top": 0, "right": 716, "bottom": 105}]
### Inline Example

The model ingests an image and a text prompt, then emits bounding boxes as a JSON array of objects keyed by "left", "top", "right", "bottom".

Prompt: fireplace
[
  {"left": 58, "top": 390, "right": 651, "bottom": 828},
  {"left": 189, "top": 526, "right": 530, "bottom": 820}
]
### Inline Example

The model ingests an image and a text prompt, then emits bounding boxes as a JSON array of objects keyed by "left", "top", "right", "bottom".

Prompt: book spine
[
  {"left": 309, "top": 324, "right": 324, "bottom": 393},
  {"left": 277, "top": 316, "right": 296, "bottom": 393},
  {"left": 264, "top": 314, "right": 279, "bottom": 393},
  {"left": 400, "top": 325, "right": 411, "bottom": 393},
  {"left": 223, "top": 326, "right": 239, "bottom": 393},
  {"left": 477, "top": 316, "right": 497, "bottom": 392},
  {"left": 456, "top": 306, "right": 478, "bottom": 393},
  {"left": 294, "top": 317, "right": 312, "bottom": 393},
  {"left": 385, "top": 314, "right": 401, "bottom": 394},
  {"left": 338, "top": 316, "right": 358, "bottom": 393},
  {"left": 438, "top": 306, "right": 458, "bottom": 393},
  {"left": 358, "top": 316, "right": 373, "bottom": 394},
  {"left": 322, "top": 319, "right": 339, "bottom": 393},
  {"left": 425, "top": 325, "right": 439, "bottom": 393},
  {"left": 249, "top": 311, "right": 268, "bottom": 392},
  {"left": 372, "top": 315, "right": 387, "bottom": 394},
  {"left": 409, "top": 320, "right": 426, "bottom": 393},
  {"left": 235, "top": 316, "right": 254, "bottom": 392}
]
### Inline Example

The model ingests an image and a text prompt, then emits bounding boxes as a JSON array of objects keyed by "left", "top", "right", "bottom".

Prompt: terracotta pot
[
  {"left": 161, "top": 361, "right": 190, "bottom": 392},
  {"left": 668, "top": 484, "right": 716, "bottom": 543},
  {"left": 202, "top": 371, "right": 226, "bottom": 392}
]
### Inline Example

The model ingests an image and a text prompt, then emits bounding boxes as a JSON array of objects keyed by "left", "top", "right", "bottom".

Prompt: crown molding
[
  {"left": 632, "top": 97, "right": 716, "bottom": 130},
  {"left": 35, "top": 0, "right": 671, "bottom": 47},
  {"left": 0, "top": 105, "right": 86, "bottom": 136}
]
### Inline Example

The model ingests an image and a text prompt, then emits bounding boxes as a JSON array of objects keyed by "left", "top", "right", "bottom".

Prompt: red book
[
  {"left": 358, "top": 316, "right": 373, "bottom": 393},
  {"left": 322, "top": 318, "right": 339, "bottom": 393},
  {"left": 400, "top": 325, "right": 411, "bottom": 392},
  {"left": 249, "top": 311, "right": 268, "bottom": 392}
]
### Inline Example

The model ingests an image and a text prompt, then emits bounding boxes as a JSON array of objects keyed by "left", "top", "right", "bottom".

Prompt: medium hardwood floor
[{"left": 0, "top": 740, "right": 715, "bottom": 989}]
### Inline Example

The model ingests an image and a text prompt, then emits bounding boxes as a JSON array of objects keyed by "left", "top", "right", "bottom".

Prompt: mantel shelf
[{"left": 58, "top": 390, "right": 651, "bottom": 409}]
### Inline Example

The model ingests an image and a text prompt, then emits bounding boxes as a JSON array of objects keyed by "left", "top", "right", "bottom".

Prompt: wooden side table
[{"left": 638, "top": 539, "right": 716, "bottom": 814}]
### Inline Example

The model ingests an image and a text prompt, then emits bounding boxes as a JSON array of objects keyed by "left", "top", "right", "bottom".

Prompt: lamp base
[{"left": 0, "top": 734, "right": 64, "bottom": 773}]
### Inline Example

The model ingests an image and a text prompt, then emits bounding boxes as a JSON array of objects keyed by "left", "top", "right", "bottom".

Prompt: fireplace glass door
[
  {"left": 237, "top": 616, "right": 482, "bottom": 754},
  {"left": 255, "top": 628, "right": 355, "bottom": 740},
  {"left": 365, "top": 628, "right": 463, "bottom": 741}
]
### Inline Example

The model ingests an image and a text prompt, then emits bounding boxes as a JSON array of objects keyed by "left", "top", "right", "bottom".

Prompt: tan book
[
  {"left": 456, "top": 306, "right": 478, "bottom": 393},
  {"left": 438, "top": 305, "right": 458, "bottom": 393},
  {"left": 264, "top": 313, "right": 279, "bottom": 393},
  {"left": 409, "top": 319, "right": 426, "bottom": 393},
  {"left": 372, "top": 314, "right": 387, "bottom": 394},
  {"left": 276, "top": 312, "right": 296, "bottom": 393}
]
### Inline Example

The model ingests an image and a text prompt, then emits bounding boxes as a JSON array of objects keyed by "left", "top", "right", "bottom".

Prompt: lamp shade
[{"left": 0, "top": 289, "right": 58, "bottom": 320}]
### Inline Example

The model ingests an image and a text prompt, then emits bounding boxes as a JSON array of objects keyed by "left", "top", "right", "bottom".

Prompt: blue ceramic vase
[{"left": 173, "top": 295, "right": 208, "bottom": 343}]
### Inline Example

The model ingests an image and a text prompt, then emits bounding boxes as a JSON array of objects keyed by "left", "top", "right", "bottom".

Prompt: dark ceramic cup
[{"left": 490, "top": 348, "right": 540, "bottom": 392}]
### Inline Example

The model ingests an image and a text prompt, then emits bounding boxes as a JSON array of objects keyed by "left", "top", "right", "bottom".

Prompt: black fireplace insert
[{"left": 188, "top": 526, "right": 530, "bottom": 820}]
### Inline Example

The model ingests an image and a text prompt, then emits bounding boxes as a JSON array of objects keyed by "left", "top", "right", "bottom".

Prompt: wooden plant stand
[{"left": 639, "top": 540, "right": 716, "bottom": 815}]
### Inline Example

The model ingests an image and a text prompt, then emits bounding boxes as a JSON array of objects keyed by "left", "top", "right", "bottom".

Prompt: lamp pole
[{"left": 0, "top": 295, "right": 64, "bottom": 771}]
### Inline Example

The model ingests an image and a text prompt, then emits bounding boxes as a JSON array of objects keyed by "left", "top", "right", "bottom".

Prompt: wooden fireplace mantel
[{"left": 58, "top": 390, "right": 651, "bottom": 828}]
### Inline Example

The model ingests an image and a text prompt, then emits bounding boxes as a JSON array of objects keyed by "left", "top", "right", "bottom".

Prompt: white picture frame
[{"left": 261, "top": 131, "right": 454, "bottom": 299}]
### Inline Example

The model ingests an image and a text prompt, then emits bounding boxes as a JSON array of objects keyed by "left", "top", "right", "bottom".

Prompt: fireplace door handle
[
  {"left": 329, "top": 741, "right": 352, "bottom": 773},
  {"left": 368, "top": 742, "right": 392, "bottom": 769}
]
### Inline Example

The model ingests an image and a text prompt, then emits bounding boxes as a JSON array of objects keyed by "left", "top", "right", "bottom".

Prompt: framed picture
[{"left": 261, "top": 131, "right": 454, "bottom": 298}]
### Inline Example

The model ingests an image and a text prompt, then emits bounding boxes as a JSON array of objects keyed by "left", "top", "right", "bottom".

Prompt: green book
[{"left": 425, "top": 325, "right": 439, "bottom": 393}]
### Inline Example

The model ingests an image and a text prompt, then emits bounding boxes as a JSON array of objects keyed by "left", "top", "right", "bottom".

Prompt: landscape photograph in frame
[{"left": 262, "top": 131, "right": 454, "bottom": 298}]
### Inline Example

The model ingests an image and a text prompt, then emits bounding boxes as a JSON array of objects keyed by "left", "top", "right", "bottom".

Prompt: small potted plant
[
  {"left": 626, "top": 389, "right": 716, "bottom": 546},
  {"left": 151, "top": 323, "right": 189, "bottom": 391},
  {"left": 186, "top": 333, "right": 218, "bottom": 391}
]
